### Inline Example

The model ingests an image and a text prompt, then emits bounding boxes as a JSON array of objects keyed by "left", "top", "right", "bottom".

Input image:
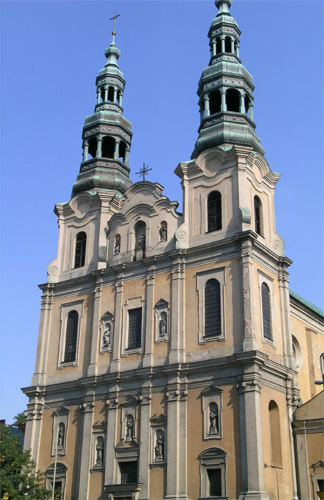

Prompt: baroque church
[{"left": 22, "top": 1, "right": 324, "bottom": 499}]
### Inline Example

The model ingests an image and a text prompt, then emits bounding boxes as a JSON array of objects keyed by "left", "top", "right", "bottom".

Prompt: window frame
[
  {"left": 198, "top": 448, "right": 227, "bottom": 499},
  {"left": 207, "top": 191, "right": 222, "bottom": 233},
  {"left": 197, "top": 268, "right": 225, "bottom": 344},
  {"left": 74, "top": 231, "right": 87, "bottom": 269},
  {"left": 58, "top": 301, "right": 83, "bottom": 368},
  {"left": 258, "top": 271, "right": 275, "bottom": 346},
  {"left": 122, "top": 296, "right": 145, "bottom": 356}
]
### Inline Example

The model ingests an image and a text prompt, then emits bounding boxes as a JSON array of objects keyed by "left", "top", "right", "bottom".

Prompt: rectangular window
[
  {"left": 127, "top": 308, "right": 142, "bottom": 349},
  {"left": 208, "top": 468, "right": 221, "bottom": 496},
  {"left": 119, "top": 461, "right": 138, "bottom": 484}
]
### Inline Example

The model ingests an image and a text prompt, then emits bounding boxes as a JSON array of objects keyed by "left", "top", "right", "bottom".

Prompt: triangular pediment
[
  {"left": 150, "top": 413, "right": 167, "bottom": 425},
  {"left": 201, "top": 385, "right": 223, "bottom": 397}
]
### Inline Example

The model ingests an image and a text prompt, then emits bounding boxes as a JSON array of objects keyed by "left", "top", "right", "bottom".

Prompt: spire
[
  {"left": 72, "top": 13, "right": 133, "bottom": 197},
  {"left": 191, "top": 0, "right": 265, "bottom": 159}
]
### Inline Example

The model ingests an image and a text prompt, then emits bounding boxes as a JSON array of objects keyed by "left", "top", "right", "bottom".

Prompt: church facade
[{"left": 22, "top": 1, "right": 324, "bottom": 499}]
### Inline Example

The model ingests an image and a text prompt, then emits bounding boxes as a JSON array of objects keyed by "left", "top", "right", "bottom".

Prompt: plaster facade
[{"left": 23, "top": 1, "right": 324, "bottom": 499}]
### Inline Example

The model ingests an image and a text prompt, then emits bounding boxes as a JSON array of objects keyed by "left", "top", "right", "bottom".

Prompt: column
[
  {"left": 240, "top": 93, "right": 245, "bottom": 113},
  {"left": 278, "top": 262, "right": 294, "bottom": 368},
  {"left": 97, "top": 89, "right": 101, "bottom": 104},
  {"left": 83, "top": 141, "right": 89, "bottom": 162},
  {"left": 76, "top": 400, "right": 95, "bottom": 500},
  {"left": 104, "top": 393, "right": 119, "bottom": 486},
  {"left": 104, "top": 86, "right": 108, "bottom": 102},
  {"left": 221, "top": 90, "right": 227, "bottom": 112},
  {"left": 165, "top": 383, "right": 188, "bottom": 500},
  {"left": 238, "top": 378, "right": 269, "bottom": 500},
  {"left": 124, "top": 146, "right": 130, "bottom": 165},
  {"left": 221, "top": 36, "right": 225, "bottom": 53},
  {"left": 143, "top": 272, "right": 155, "bottom": 368},
  {"left": 87, "top": 274, "right": 103, "bottom": 377},
  {"left": 204, "top": 95, "right": 210, "bottom": 117},
  {"left": 212, "top": 40, "right": 216, "bottom": 56},
  {"left": 113, "top": 88, "right": 118, "bottom": 102},
  {"left": 138, "top": 395, "right": 151, "bottom": 499},
  {"left": 114, "top": 140, "right": 120, "bottom": 160},
  {"left": 119, "top": 92, "right": 123, "bottom": 107},
  {"left": 111, "top": 279, "right": 123, "bottom": 373},
  {"left": 231, "top": 38, "right": 235, "bottom": 54},
  {"left": 96, "top": 137, "right": 102, "bottom": 158},
  {"left": 240, "top": 237, "right": 259, "bottom": 351},
  {"left": 169, "top": 255, "right": 185, "bottom": 364},
  {"left": 236, "top": 44, "right": 240, "bottom": 58},
  {"left": 248, "top": 102, "right": 254, "bottom": 121},
  {"left": 31, "top": 284, "right": 54, "bottom": 386}
]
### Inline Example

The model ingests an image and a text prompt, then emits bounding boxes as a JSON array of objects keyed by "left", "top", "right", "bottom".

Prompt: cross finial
[
  {"left": 110, "top": 11, "right": 120, "bottom": 37},
  {"left": 136, "top": 163, "right": 152, "bottom": 182}
]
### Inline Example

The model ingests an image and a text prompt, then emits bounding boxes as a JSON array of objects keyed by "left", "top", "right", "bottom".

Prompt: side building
[{"left": 22, "top": 1, "right": 324, "bottom": 499}]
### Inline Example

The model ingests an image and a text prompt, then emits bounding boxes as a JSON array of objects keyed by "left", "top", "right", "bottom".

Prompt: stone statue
[
  {"left": 159, "top": 312, "right": 167, "bottom": 338},
  {"left": 96, "top": 439, "right": 104, "bottom": 466},
  {"left": 126, "top": 415, "right": 134, "bottom": 440},
  {"left": 114, "top": 235, "right": 120, "bottom": 254},
  {"left": 154, "top": 433, "right": 164, "bottom": 461},
  {"left": 209, "top": 405, "right": 218, "bottom": 433},
  {"left": 58, "top": 423, "right": 65, "bottom": 447},
  {"left": 160, "top": 224, "right": 167, "bottom": 241},
  {"left": 103, "top": 322, "right": 111, "bottom": 348}
]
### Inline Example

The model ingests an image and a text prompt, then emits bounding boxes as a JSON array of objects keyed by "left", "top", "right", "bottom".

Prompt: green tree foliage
[
  {"left": 10, "top": 413, "right": 26, "bottom": 428},
  {"left": 0, "top": 424, "right": 50, "bottom": 500}
]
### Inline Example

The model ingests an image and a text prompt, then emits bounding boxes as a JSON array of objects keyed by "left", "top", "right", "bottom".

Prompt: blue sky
[{"left": 1, "top": 0, "right": 323, "bottom": 424}]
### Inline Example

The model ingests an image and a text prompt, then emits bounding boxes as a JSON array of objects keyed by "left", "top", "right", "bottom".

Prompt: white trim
[
  {"left": 58, "top": 300, "right": 83, "bottom": 368},
  {"left": 196, "top": 267, "right": 225, "bottom": 344},
  {"left": 121, "top": 297, "right": 145, "bottom": 356}
]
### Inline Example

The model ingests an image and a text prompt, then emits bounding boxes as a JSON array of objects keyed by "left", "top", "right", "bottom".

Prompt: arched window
[
  {"left": 159, "top": 221, "right": 167, "bottom": 241},
  {"left": 108, "top": 86, "right": 114, "bottom": 102},
  {"left": 74, "top": 232, "right": 86, "bottom": 268},
  {"left": 225, "top": 36, "right": 231, "bottom": 53},
  {"left": 209, "top": 90, "right": 221, "bottom": 115},
  {"left": 199, "top": 448, "right": 226, "bottom": 498},
  {"left": 269, "top": 401, "right": 282, "bottom": 467},
  {"left": 88, "top": 137, "right": 97, "bottom": 159},
  {"left": 64, "top": 311, "right": 78, "bottom": 362},
  {"left": 102, "top": 136, "right": 115, "bottom": 159},
  {"left": 261, "top": 283, "right": 272, "bottom": 340},
  {"left": 205, "top": 279, "right": 221, "bottom": 337},
  {"left": 100, "top": 87, "right": 105, "bottom": 102},
  {"left": 254, "top": 195, "right": 262, "bottom": 235},
  {"left": 208, "top": 191, "right": 222, "bottom": 232},
  {"left": 119, "top": 141, "right": 126, "bottom": 162},
  {"left": 216, "top": 37, "right": 222, "bottom": 54},
  {"left": 226, "top": 88, "right": 240, "bottom": 112},
  {"left": 134, "top": 221, "right": 146, "bottom": 260}
]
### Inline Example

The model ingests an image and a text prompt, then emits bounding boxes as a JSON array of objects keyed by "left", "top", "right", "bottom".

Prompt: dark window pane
[
  {"left": 254, "top": 196, "right": 262, "bottom": 235},
  {"left": 74, "top": 232, "right": 87, "bottom": 268},
  {"left": 208, "top": 468, "right": 221, "bottom": 496},
  {"left": 128, "top": 308, "right": 142, "bottom": 349},
  {"left": 119, "top": 461, "right": 138, "bottom": 484},
  {"left": 205, "top": 279, "right": 221, "bottom": 337},
  {"left": 208, "top": 192, "right": 222, "bottom": 232},
  {"left": 64, "top": 311, "right": 78, "bottom": 362},
  {"left": 262, "top": 283, "right": 272, "bottom": 339}
]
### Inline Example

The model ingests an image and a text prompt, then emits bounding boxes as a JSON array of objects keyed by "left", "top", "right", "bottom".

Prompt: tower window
[
  {"left": 119, "top": 141, "right": 126, "bottom": 162},
  {"left": 119, "top": 462, "right": 138, "bottom": 484},
  {"left": 88, "top": 138, "right": 97, "bottom": 159},
  {"left": 100, "top": 87, "right": 105, "bottom": 102},
  {"left": 208, "top": 191, "right": 222, "bottom": 232},
  {"left": 64, "top": 310, "right": 78, "bottom": 362},
  {"left": 245, "top": 94, "right": 251, "bottom": 114},
  {"left": 226, "top": 88, "right": 240, "bottom": 112},
  {"left": 209, "top": 90, "right": 221, "bottom": 115},
  {"left": 108, "top": 86, "right": 114, "bottom": 102},
  {"left": 261, "top": 283, "right": 272, "bottom": 340},
  {"left": 127, "top": 308, "right": 142, "bottom": 349},
  {"left": 225, "top": 36, "right": 231, "bottom": 53},
  {"left": 74, "top": 232, "right": 86, "bottom": 268},
  {"left": 102, "top": 136, "right": 115, "bottom": 159},
  {"left": 205, "top": 279, "right": 221, "bottom": 337},
  {"left": 216, "top": 37, "right": 221, "bottom": 54},
  {"left": 254, "top": 196, "right": 262, "bottom": 235}
]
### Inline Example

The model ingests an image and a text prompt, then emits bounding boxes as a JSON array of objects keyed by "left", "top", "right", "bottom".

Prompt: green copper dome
[{"left": 191, "top": 0, "right": 265, "bottom": 158}]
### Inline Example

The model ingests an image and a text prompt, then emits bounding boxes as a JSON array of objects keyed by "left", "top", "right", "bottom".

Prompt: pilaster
[
  {"left": 238, "top": 375, "right": 269, "bottom": 500},
  {"left": 32, "top": 284, "right": 54, "bottom": 386},
  {"left": 143, "top": 270, "right": 155, "bottom": 368},
  {"left": 24, "top": 400, "right": 43, "bottom": 465},
  {"left": 87, "top": 273, "right": 103, "bottom": 377},
  {"left": 240, "top": 235, "right": 259, "bottom": 351},
  {"left": 278, "top": 258, "right": 294, "bottom": 368},
  {"left": 138, "top": 392, "right": 152, "bottom": 499},
  {"left": 75, "top": 398, "right": 95, "bottom": 500},
  {"left": 169, "top": 255, "right": 186, "bottom": 364},
  {"left": 104, "top": 396, "right": 119, "bottom": 485},
  {"left": 111, "top": 278, "right": 123, "bottom": 373}
]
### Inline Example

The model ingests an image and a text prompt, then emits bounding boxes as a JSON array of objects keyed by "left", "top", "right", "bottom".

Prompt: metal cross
[
  {"left": 136, "top": 163, "right": 152, "bottom": 181},
  {"left": 110, "top": 12, "right": 120, "bottom": 36}
]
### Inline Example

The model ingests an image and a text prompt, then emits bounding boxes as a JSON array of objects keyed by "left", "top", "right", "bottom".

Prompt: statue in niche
[
  {"left": 209, "top": 404, "right": 218, "bottom": 434},
  {"left": 154, "top": 432, "right": 164, "bottom": 461},
  {"left": 57, "top": 423, "right": 65, "bottom": 447},
  {"left": 114, "top": 235, "right": 120, "bottom": 255},
  {"left": 126, "top": 415, "right": 134, "bottom": 441},
  {"left": 159, "top": 223, "right": 167, "bottom": 241},
  {"left": 159, "top": 312, "right": 167, "bottom": 338},
  {"left": 96, "top": 438, "right": 104, "bottom": 466},
  {"left": 102, "top": 322, "right": 111, "bottom": 348}
]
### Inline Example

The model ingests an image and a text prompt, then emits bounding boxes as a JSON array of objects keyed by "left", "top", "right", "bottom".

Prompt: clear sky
[{"left": 1, "top": 0, "right": 323, "bottom": 424}]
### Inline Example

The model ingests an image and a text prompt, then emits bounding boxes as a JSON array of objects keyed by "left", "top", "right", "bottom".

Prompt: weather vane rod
[
  {"left": 110, "top": 11, "right": 120, "bottom": 40},
  {"left": 136, "top": 163, "right": 152, "bottom": 182}
]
